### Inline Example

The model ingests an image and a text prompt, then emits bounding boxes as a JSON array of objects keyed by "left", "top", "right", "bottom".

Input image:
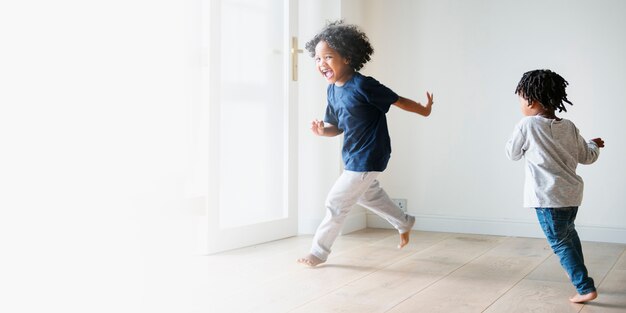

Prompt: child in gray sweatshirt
[{"left": 506, "top": 69, "right": 604, "bottom": 303}]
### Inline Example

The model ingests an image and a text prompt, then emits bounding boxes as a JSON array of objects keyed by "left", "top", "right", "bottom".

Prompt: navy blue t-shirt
[{"left": 324, "top": 72, "right": 399, "bottom": 172}]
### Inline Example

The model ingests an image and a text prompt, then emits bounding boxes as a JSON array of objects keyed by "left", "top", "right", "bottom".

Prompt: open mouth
[{"left": 321, "top": 69, "right": 334, "bottom": 80}]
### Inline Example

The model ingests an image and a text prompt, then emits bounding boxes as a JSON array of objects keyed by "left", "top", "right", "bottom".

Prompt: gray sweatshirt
[{"left": 506, "top": 116, "right": 600, "bottom": 208}]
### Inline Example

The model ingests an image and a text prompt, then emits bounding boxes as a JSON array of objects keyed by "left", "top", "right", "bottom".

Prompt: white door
[{"left": 206, "top": 0, "right": 299, "bottom": 253}]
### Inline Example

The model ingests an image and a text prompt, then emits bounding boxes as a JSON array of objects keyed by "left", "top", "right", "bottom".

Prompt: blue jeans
[{"left": 536, "top": 207, "right": 596, "bottom": 295}]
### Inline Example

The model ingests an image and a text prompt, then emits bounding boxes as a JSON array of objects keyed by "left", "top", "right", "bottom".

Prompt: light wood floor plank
[
  {"left": 483, "top": 279, "right": 583, "bottom": 313},
  {"left": 290, "top": 233, "right": 502, "bottom": 313},
  {"left": 200, "top": 229, "right": 626, "bottom": 313},
  {"left": 210, "top": 229, "right": 423, "bottom": 312},
  {"left": 384, "top": 237, "right": 551, "bottom": 313},
  {"left": 525, "top": 241, "right": 626, "bottom": 285}
]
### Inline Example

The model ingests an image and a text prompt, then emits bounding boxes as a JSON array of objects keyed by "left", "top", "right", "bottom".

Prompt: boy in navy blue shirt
[{"left": 298, "top": 21, "right": 434, "bottom": 266}]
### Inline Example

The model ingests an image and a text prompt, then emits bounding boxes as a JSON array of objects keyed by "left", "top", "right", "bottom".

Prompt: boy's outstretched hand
[
  {"left": 393, "top": 91, "right": 435, "bottom": 117},
  {"left": 426, "top": 91, "right": 434, "bottom": 107},
  {"left": 311, "top": 119, "right": 325, "bottom": 136},
  {"left": 591, "top": 138, "right": 605, "bottom": 148}
]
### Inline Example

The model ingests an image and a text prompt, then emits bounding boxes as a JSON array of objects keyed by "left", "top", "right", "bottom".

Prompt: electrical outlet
[{"left": 392, "top": 198, "right": 407, "bottom": 212}]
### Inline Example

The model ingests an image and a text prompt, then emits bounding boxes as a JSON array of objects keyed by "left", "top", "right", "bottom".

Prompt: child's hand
[
  {"left": 311, "top": 119, "right": 325, "bottom": 136},
  {"left": 591, "top": 138, "right": 605, "bottom": 148},
  {"left": 426, "top": 91, "right": 434, "bottom": 107}
]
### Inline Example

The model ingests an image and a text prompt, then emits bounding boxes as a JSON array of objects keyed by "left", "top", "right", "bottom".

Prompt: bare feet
[
  {"left": 297, "top": 254, "right": 325, "bottom": 267},
  {"left": 398, "top": 231, "right": 410, "bottom": 249},
  {"left": 398, "top": 216, "right": 415, "bottom": 249},
  {"left": 570, "top": 291, "right": 597, "bottom": 303}
]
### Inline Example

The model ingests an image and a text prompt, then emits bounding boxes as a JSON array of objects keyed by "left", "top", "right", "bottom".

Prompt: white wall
[
  {"left": 355, "top": 0, "right": 626, "bottom": 243},
  {"left": 0, "top": 1, "right": 207, "bottom": 312}
]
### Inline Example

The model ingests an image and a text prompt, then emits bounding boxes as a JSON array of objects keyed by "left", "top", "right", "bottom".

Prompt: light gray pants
[{"left": 311, "top": 170, "right": 415, "bottom": 261}]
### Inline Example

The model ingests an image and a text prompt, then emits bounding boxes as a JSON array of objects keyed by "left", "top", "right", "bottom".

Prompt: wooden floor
[{"left": 204, "top": 229, "right": 626, "bottom": 313}]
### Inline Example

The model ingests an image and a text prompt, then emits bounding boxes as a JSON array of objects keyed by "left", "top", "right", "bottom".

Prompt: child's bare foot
[
  {"left": 398, "top": 216, "right": 415, "bottom": 249},
  {"left": 569, "top": 291, "right": 597, "bottom": 303},
  {"left": 398, "top": 231, "right": 410, "bottom": 249},
  {"left": 297, "top": 254, "right": 324, "bottom": 267}
]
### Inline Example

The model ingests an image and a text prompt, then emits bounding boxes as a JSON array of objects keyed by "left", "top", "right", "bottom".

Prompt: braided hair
[
  {"left": 515, "top": 69, "right": 573, "bottom": 112},
  {"left": 305, "top": 20, "right": 373, "bottom": 71}
]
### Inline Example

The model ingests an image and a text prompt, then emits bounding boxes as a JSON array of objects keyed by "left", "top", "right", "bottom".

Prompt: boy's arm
[
  {"left": 311, "top": 119, "right": 342, "bottom": 137},
  {"left": 577, "top": 134, "right": 603, "bottom": 164},
  {"left": 505, "top": 126, "right": 526, "bottom": 161},
  {"left": 393, "top": 92, "right": 433, "bottom": 117}
]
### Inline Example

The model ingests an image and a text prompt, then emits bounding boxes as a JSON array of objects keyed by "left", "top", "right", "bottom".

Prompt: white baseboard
[{"left": 366, "top": 213, "right": 626, "bottom": 244}]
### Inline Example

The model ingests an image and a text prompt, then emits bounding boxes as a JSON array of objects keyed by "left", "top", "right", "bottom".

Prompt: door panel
[{"left": 207, "top": 0, "right": 298, "bottom": 253}]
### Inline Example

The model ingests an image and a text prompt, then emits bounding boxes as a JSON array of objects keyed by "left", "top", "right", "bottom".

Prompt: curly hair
[
  {"left": 305, "top": 20, "right": 373, "bottom": 71},
  {"left": 515, "top": 69, "right": 573, "bottom": 113}
]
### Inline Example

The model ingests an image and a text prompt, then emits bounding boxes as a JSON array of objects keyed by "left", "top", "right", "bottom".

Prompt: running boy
[
  {"left": 506, "top": 69, "right": 604, "bottom": 303},
  {"left": 298, "top": 21, "right": 434, "bottom": 267}
]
